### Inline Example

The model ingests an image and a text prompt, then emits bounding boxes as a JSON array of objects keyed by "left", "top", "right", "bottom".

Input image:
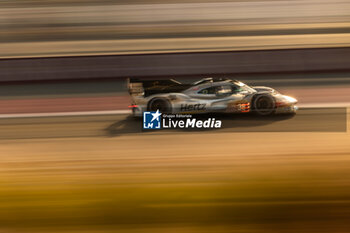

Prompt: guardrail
[{"left": 0, "top": 47, "right": 349, "bottom": 82}]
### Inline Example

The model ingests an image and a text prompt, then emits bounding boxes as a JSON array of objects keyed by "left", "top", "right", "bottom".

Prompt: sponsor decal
[
  {"left": 143, "top": 111, "right": 221, "bottom": 130},
  {"left": 180, "top": 103, "right": 206, "bottom": 111}
]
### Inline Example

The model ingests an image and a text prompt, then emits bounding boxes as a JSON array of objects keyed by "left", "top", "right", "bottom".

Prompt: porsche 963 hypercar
[{"left": 128, "top": 77, "right": 297, "bottom": 117}]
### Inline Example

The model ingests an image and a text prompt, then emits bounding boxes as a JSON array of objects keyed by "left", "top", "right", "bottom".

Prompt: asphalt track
[{"left": 0, "top": 108, "right": 346, "bottom": 140}]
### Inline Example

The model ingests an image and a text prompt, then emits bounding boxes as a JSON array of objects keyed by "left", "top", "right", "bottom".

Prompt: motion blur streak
[
  {"left": 0, "top": 115, "right": 349, "bottom": 232},
  {"left": 1, "top": 0, "right": 350, "bottom": 57}
]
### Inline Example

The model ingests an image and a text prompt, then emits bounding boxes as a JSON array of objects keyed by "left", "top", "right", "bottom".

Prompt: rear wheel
[
  {"left": 252, "top": 94, "right": 275, "bottom": 115},
  {"left": 148, "top": 98, "right": 171, "bottom": 113}
]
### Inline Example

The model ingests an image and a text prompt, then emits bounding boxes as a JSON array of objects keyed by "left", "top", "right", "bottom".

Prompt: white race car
[{"left": 128, "top": 77, "right": 297, "bottom": 117}]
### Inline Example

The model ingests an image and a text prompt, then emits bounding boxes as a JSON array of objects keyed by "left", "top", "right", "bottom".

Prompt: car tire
[
  {"left": 147, "top": 98, "right": 171, "bottom": 113},
  {"left": 252, "top": 94, "right": 276, "bottom": 115}
]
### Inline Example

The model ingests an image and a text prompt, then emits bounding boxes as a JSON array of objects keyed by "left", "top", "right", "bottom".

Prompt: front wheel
[{"left": 252, "top": 94, "right": 275, "bottom": 115}]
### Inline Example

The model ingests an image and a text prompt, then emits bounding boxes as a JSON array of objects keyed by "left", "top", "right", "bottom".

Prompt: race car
[{"left": 127, "top": 77, "right": 297, "bottom": 117}]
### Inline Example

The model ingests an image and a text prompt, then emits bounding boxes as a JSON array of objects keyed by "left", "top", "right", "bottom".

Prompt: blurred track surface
[
  {"left": 0, "top": 108, "right": 348, "bottom": 232},
  {"left": 0, "top": 108, "right": 346, "bottom": 140}
]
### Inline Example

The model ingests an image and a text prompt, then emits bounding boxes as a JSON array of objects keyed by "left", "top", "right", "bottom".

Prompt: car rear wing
[{"left": 127, "top": 78, "right": 145, "bottom": 96}]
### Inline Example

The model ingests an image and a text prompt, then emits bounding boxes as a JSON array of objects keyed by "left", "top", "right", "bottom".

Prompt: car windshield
[{"left": 233, "top": 81, "right": 256, "bottom": 93}]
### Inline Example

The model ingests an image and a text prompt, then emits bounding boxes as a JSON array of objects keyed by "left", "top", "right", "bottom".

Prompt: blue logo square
[{"left": 143, "top": 110, "right": 162, "bottom": 129}]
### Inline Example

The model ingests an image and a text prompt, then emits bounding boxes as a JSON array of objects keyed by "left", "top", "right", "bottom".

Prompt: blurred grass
[
  {"left": 0, "top": 125, "right": 349, "bottom": 232},
  {"left": 1, "top": 168, "right": 350, "bottom": 232},
  {"left": 1, "top": 129, "right": 350, "bottom": 232}
]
